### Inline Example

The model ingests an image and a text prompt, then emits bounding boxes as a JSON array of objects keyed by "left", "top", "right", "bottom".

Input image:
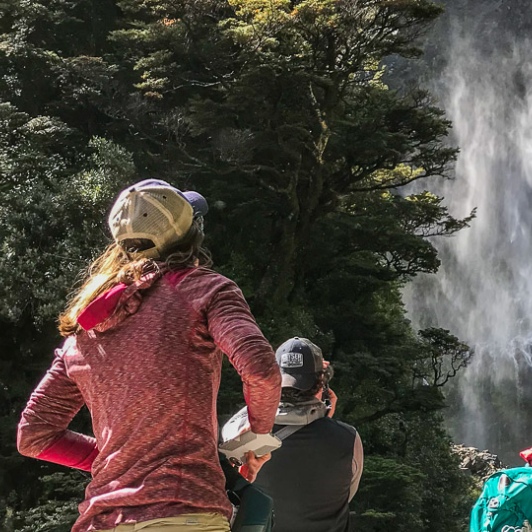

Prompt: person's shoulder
[
  {"left": 57, "top": 334, "right": 78, "bottom": 352},
  {"left": 173, "top": 268, "right": 245, "bottom": 304},
  {"left": 165, "top": 267, "right": 235, "bottom": 288},
  {"left": 322, "top": 417, "right": 358, "bottom": 438},
  {"left": 186, "top": 267, "right": 236, "bottom": 285}
]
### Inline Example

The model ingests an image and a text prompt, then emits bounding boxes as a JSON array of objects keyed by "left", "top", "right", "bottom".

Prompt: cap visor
[
  {"left": 183, "top": 191, "right": 208, "bottom": 216},
  {"left": 281, "top": 373, "right": 316, "bottom": 391}
]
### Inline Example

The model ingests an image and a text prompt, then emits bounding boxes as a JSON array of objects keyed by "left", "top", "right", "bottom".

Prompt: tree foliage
[{"left": 0, "top": 0, "right": 475, "bottom": 530}]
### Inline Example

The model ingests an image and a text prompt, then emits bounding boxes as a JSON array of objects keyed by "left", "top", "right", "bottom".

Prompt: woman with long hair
[{"left": 17, "top": 179, "right": 281, "bottom": 532}]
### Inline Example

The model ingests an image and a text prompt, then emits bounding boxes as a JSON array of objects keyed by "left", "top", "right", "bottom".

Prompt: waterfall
[{"left": 405, "top": 2, "right": 532, "bottom": 464}]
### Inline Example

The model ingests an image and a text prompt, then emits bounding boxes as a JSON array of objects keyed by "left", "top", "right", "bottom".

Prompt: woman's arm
[
  {"left": 207, "top": 281, "right": 281, "bottom": 434},
  {"left": 17, "top": 343, "right": 98, "bottom": 472}
]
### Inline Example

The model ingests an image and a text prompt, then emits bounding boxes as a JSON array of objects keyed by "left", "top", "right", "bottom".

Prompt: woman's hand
[{"left": 239, "top": 451, "right": 271, "bottom": 483}]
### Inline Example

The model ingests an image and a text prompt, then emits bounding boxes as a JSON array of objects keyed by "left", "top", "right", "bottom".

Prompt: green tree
[
  {"left": 0, "top": 0, "right": 476, "bottom": 530},
  {"left": 0, "top": 104, "right": 135, "bottom": 527}
]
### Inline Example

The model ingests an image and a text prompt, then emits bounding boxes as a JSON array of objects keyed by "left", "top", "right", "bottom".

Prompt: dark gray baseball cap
[{"left": 275, "top": 337, "right": 324, "bottom": 390}]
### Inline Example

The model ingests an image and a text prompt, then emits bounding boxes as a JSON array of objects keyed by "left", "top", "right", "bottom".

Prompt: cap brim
[
  {"left": 182, "top": 191, "right": 208, "bottom": 217},
  {"left": 281, "top": 372, "right": 316, "bottom": 391}
]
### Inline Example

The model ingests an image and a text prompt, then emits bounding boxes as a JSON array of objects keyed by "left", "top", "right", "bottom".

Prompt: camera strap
[{"left": 274, "top": 424, "right": 305, "bottom": 441}]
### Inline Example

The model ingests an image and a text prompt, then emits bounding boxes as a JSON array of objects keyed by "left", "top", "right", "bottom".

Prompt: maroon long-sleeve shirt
[{"left": 17, "top": 267, "right": 281, "bottom": 532}]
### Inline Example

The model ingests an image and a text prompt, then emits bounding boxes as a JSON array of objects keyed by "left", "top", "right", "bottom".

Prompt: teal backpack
[
  {"left": 470, "top": 467, "right": 532, "bottom": 532},
  {"left": 219, "top": 452, "right": 274, "bottom": 532}
]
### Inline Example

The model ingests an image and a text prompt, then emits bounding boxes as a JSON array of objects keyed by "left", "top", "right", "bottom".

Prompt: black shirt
[{"left": 254, "top": 416, "right": 358, "bottom": 532}]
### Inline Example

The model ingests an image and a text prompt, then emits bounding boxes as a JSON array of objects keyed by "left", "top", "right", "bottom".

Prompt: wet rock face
[{"left": 452, "top": 444, "right": 505, "bottom": 484}]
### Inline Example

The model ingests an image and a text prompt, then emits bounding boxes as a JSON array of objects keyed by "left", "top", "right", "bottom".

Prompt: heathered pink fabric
[{"left": 17, "top": 267, "right": 282, "bottom": 532}]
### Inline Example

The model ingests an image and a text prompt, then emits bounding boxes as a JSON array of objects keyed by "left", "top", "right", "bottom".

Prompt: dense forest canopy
[{"left": 0, "top": 0, "right": 476, "bottom": 530}]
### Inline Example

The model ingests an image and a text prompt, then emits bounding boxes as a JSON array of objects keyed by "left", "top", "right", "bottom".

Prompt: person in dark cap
[
  {"left": 223, "top": 337, "right": 363, "bottom": 532},
  {"left": 17, "top": 179, "right": 281, "bottom": 532}
]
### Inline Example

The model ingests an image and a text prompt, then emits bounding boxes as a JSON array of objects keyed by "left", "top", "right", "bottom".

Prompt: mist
[{"left": 405, "top": 0, "right": 532, "bottom": 464}]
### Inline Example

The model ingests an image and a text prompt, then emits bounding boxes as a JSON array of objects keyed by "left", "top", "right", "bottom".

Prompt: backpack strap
[{"left": 274, "top": 424, "right": 305, "bottom": 441}]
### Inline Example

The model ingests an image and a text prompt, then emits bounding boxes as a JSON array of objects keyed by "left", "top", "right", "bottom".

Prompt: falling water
[{"left": 405, "top": 1, "right": 532, "bottom": 464}]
